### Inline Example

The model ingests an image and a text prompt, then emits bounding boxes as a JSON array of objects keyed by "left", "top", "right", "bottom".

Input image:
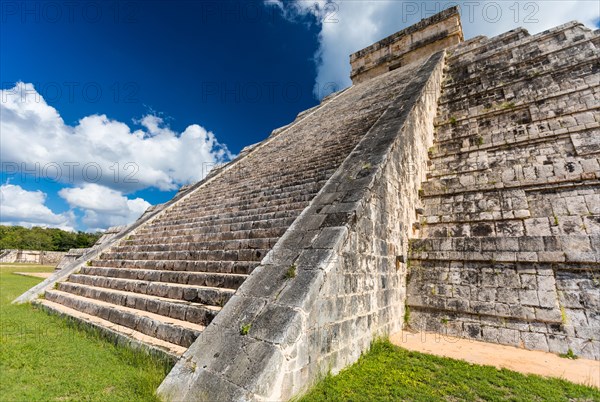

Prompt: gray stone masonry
[
  {"left": 0, "top": 249, "right": 66, "bottom": 266},
  {"left": 407, "top": 21, "right": 600, "bottom": 360}
]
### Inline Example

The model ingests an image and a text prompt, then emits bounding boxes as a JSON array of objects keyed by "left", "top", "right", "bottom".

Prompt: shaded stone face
[{"left": 406, "top": 21, "right": 600, "bottom": 360}]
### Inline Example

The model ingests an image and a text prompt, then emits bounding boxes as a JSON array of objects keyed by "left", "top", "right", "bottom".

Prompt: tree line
[{"left": 0, "top": 226, "right": 102, "bottom": 252}]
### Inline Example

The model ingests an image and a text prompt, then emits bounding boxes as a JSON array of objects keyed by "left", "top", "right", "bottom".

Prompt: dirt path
[{"left": 390, "top": 330, "right": 599, "bottom": 388}]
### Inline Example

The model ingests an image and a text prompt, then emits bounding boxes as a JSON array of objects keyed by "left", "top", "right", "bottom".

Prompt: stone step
[
  {"left": 409, "top": 248, "right": 600, "bottom": 263},
  {"left": 166, "top": 175, "right": 330, "bottom": 209},
  {"left": 139, "top": 212, "right": 300, "bottom": 234},
  {"left": 435, "top": 84, "right": 598, "bottom": 131},
  {"left": 56, "top": 281, "right": 219, "bottom": 326},
  {"left": 89, "top": 259, "right": 258, "bottom": 275},
  {"left": 164, "top": 184, "right": 321, "bottom": 216},
  {"left": 409, "top": 235, "right": 600, "bottom": 263},
  {"left": 96, "top": 248, "right": 270, "bottom": 263},
  {"left": 134, "top": 216, "right": 297, "bottom": 239},
  {"left": 447, "top": 27, "right": 529, "bottom": 62},
  {"left": 113, "top": 237, "right": 280, "bottom": 253},
  {"left": 418, "top": 214, "right": 600, "bottom": 239},
  {"left": 440, "top": 55, "right": 598, "bottom": 112},
  {"left": 405, "top": 305, "right": 564, "bottom": 350},
  {"left": 421, "top": 188, "right": 530, "bottom": 223},
  {"left": 36, "top": 298, "right": 187, "bottom": 357},
  {"left": 421, "top": 184, "right": 599, "bottom": 223},
  {"left": 44, "top": 289, "right": 204, "bottom": 347},
  {"left": 162, "top": 170, "right": 334, "bottom": 212},
  {"left": 428, "top": 136, "right": 599, "bottom": 179},
  {"left": 443, "top": 37, "right": 598, "bottom": 98},
  {"left": 406, "top": 259, "right": 564, "bottom": 324},
  {"left": 420, "top": 171, "right": 599, "bottom": 198},
  {"left": 67, "top": 274, "right": 235, "bottom": 307},
  {"left": 427, "top": 125, "right": 598, "bottom": 171},
  {"left": 448, "top": 22, "right": 589, "bottom": 72},
  {"left": 79, "top": 266, "right": 247, "bottom": 289},
  {"left": 158, "top": 196, "right": 314, "bottom": 224},
  {"left": 142, "top": 202, "right": 308, "bottom": 230},
  {"left": 433, "top": 110, "right": 598, "bottom": 154}
]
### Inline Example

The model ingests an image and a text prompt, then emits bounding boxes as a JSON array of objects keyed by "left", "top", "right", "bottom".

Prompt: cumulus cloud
[
  {"left": 267, "top": 0, "right": 600, "bottom": 98},
  {"left": 1, "top": 82, "right": 233, "bottom": 231},
  {"left": 0, "top": 184, "right": 75, "bottom": 230},
  {"left": 1, "top": 82, "right": 233, "bottom": 192},
  {"left": 59, "top": 183, "right": 151, "bottom": 231}
]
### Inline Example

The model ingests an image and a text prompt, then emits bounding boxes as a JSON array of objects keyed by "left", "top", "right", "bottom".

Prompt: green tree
[{"left": 0, "top": 226, "right": 102, "bottom": 251}]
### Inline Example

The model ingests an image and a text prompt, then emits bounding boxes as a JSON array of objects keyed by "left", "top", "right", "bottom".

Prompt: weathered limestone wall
[
  {"left": 157, "top": 52, "right": 444, "bottom": 401},
  {"left": 350, "top": 6, "right": 462, "bottom": 84},
  {"left": 55, "top": 248, "right": 92, "bottom": 271},
  {"left": 0, "top": 249, "right": 19, "bottom": 263},
  {"left": 0, "top": 249, "right": 66, "bottom": 266},
  {"left": 38, "top": 251, "right": 66, "bottom": 265},
  {"left": 406, "top": 22, "right": 600, "bottom": 360}
]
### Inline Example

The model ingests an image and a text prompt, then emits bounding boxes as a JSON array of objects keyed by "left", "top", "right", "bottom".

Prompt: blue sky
[{"left": 1, "top": 0, "right": 599, "bottom": 232}]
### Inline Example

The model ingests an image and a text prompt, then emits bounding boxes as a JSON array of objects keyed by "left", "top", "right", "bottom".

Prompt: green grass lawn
[
  {"left": 0, "top": 263, "right": 171, "bottom": 402},
  {"left": 299, "top": 341, "right": 600, "bottom": 402}
]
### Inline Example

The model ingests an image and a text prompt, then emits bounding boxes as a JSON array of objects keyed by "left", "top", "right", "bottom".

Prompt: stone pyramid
[{"left": 16, "top": 7, "right": 599, "bottom": 401}]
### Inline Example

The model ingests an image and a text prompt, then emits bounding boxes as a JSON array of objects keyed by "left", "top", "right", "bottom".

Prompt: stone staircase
[
  {"left": 406, "top": 22, "right": 600, "bottom": 359},
  {"left": 35, "top": 57, "right": 428, "bottom": 359}
]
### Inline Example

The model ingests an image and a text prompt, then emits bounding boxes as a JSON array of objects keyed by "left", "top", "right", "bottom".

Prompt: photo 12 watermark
[
  {"left": 1, "top": 161, "right": 139, "bottom": 185},
  {"left": 1, "top": 81, "right": 140, "bottom": 104},
  {"left": 399, "top": 1, "right": 539, "bottom": 24}
]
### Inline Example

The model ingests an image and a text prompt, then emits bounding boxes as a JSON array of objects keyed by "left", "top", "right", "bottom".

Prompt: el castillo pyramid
[{"left": 15, "top": 7, "right": 599, "bottom": 401}]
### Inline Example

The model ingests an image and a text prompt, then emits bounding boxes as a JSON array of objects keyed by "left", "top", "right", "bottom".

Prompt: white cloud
[
  {"left": 0, "top": 184, "right": 75, "bottom": 230},
  {"left": 1, "top": 82, "right": 233, "bottom": 231},
  {"left": 267, "top": 0, "right": 600, "bottom": 98},
  {"left": 59, "top": 183, "right": 151, "bottom": 231},
  {"left": 0, "top": 82, "right": 233, "bottom": 192}
]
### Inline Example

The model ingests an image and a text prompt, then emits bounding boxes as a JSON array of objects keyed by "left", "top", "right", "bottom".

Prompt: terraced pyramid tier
[
  {"left": 36, "top": 58, "right": 427, "bottom": 357},
  {"left": 406, "top": 22, "right": 600, "bottom": 359}
]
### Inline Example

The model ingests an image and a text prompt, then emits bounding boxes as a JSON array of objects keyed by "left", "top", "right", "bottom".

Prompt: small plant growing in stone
[
  {"left": 476, "top": 136, "right": 484, "bottom": 146},
  {"left": 559, "top": 348, "right": 578, "bottom": 360},
  {"left": 500, "top": 101, "right": 516, "bottom": 109},
  {"left": 449, "top": 116, "right": 457, "bottom": 126},
  {"left": 418, "top": 189, "right": 424, "bottom": 198},
  {"left": 553, "top": 213, "right": 559, "bottom": 226},
  {"left": 441, "top": 318, "right": 448, "bottom": 325},
  {"left": 403, "top": 306, "right": 411, "bottom": 325},
  {"left": 85, "top": 260, "right": 92, "bottom": 266},
  {"left": 240, "top": 323, "right": 252, "bottom": 336},
  {"left": 560, "top": 306, "right": 568, "bottom": 324},
  {"left": 361, "top": 162, "right": 372, "bottom": 170},
  {"left": 285, "top": 264, "right": 297, "bottom": 279}
]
